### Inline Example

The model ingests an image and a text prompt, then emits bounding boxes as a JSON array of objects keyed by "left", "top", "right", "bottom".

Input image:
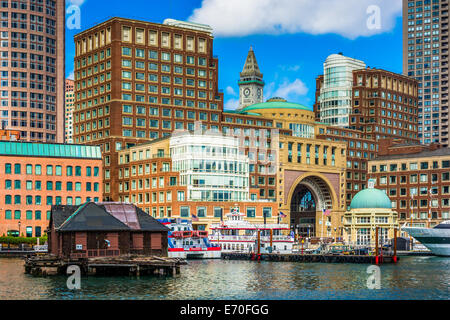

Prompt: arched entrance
[{"left": 289, "top": 176, "right": 335, "bottom": 238}]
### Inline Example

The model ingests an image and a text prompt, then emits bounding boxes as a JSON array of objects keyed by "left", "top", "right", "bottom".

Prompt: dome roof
[
  {"left": 240, "top": 100, "right": 312, "bottom": 113},
  {"left": 350, "top": 188, "right": 392, "bottom": 210}
]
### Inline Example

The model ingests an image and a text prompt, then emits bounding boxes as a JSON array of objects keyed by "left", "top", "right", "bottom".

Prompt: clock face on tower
[{"left": 244, "top": 88, "right": 251, "bottom": 97}]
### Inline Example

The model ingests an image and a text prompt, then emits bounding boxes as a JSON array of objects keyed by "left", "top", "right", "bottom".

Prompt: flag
[
  {"left": 323, "top": 209, "right": 331, "bottom": 216},
  {"left": 279, "top": 211, "right": 287, "bottom": 218},
  {"left": 191, "top": 214, "right": 199, "bottom": 222}
]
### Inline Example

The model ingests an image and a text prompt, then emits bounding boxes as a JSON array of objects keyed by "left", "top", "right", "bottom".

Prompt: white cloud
[
  {"left": 279, "top": 65, "right": 301, "bottom": 72},
  {"left": 189, "top": 0, "right": 402, "bottom": 39},
  {"left": 67, "top": 0, "right": 86, "bottom": 6},
  {"left": 226, "top": 86, "right": 237, "bottom": 96},
  {"left": 67, "top": 71, "right": 74, "bottom": 80},
  {"left": 224, "top": 98, "right": 240, "bottom": 110},
  {"left": 273, "top": 79, "right": 308, "bottom": 100},
  {"left": 263, "top": 78, "right": 308, "bottom": 102}
]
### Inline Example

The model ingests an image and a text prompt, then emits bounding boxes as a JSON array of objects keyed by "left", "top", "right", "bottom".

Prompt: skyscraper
[
  {"left": 403, "top": 0, "right": 449, "bottom": 146},
  {"left": 0, "top": 0, "right": 65, "bottom": 143},
  {"left": 65, "top": 78, "right": 74, "bottom": 143}
]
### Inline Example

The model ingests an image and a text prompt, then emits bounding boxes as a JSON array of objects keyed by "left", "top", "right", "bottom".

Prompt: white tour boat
[
  {"left": 159, "top": 218, "right": 221, "bottom": 259},
  {"left": 208, "top": 211, "right": 294, "bottom": 254}
]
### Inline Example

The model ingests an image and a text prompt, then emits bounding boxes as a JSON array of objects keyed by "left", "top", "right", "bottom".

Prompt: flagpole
[{"left": 321, "top": 209, "right": 324, "bottom": 243}]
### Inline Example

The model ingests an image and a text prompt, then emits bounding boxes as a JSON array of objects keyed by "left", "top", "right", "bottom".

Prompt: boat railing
[{"left": 210, "top": 235, "right": 293, "bottom": 242}]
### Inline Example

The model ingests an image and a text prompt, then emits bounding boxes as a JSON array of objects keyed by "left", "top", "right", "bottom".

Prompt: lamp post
[{"left": 18, "top": 221, "right": 21, "bottom": 237}]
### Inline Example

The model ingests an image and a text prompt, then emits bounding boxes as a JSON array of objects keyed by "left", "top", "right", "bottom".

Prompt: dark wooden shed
[{"left": 47, "top": 202, "right": 170, "bottom": 259}]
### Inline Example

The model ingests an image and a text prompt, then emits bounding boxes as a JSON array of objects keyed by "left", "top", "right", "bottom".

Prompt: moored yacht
[{"left": 402, "top": 220, "right": 450, "bottom": 256}]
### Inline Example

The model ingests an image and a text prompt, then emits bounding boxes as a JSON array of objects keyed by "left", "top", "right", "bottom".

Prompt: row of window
[
  {"left": 378, "top": 172, "right": 450, "bottom": 184},
  {"left": 4, "top": 209, "right": 48, "bottom": 221},
  {"left": 4, "top": 180, "right": 100, "bottom": 191},
  {"left": 3, "top": 163, "right": 100, "bottom": 176},
  {"left": 372, "top": 159, "right": 450, "bottom": 172},
  {"left": 122, "top": 47, "right": 208, "bottom": 67},
  {"left": 4, "top": 194, "right": 100, "bottom": 205}
]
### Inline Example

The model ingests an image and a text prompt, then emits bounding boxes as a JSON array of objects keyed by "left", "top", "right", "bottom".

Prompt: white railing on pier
[{"left": 33, "top": 245, "right": 48, "bottom": 252}]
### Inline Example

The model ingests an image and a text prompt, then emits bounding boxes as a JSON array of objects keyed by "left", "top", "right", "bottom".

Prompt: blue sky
[{"left": 66, "top": 0, "right": 404, "bottom": 110}]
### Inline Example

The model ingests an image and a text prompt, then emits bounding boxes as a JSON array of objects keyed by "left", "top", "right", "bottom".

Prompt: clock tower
[{"left": 238, "top": 47, "right": 264, "bottom": 109}]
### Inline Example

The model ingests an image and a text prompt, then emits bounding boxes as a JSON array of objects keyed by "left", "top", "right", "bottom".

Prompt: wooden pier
[
  {"left": 24, "top": 254, "right": 187, "bottom": 277},
  {"left": 222, "top": 252, "right": 399, "bottom": 264}
]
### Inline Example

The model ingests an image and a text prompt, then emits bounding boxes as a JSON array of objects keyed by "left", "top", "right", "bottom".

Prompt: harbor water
[{"left": 0, "top": 256, "right": 449, "bottom": 300}]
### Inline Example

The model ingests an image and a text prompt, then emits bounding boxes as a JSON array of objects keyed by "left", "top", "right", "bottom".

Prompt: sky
[{"left": 65, "top": 0, "right": 404, "bottom": 111}]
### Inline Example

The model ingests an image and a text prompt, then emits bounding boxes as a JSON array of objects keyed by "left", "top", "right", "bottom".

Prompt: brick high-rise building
[
  {"left": 315, "top": 53, "right": 420, "bottom": 209},
  {"left": 0, "top": 0, "right": 65, "bottom": 143},
  {"left": 403, "top": 0, "right": 449, "bottom": 146},
  {"left": 72, "top": 17, "right": 224, "bottom": 200}
]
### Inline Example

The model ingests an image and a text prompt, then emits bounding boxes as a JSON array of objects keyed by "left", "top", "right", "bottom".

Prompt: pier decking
[
  {"left": 24, "top": 254, "right": 187, "bottom": 277},
  {"left": 222, "top": 252, "right": 399, "bottom": 264}
]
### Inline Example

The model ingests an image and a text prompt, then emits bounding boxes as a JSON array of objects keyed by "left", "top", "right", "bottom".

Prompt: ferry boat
[
  {"left": 158, "top": 218, "right": 221, "bottom": 259},
  {"left": 402, "top": 220, "right": 450, "bottom": 256},
  {"left": 208, "top": 211, "right": 294, "bottom": 254}
]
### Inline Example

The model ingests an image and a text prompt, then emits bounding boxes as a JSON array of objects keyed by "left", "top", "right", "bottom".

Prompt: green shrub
[{"left": 0, "top": 236, "right": 47, "bottom": 245}]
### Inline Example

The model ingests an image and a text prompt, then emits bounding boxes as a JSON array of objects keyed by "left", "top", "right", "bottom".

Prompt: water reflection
[{"left": 0, "top": 257, "right": 449, "bottom": 300}]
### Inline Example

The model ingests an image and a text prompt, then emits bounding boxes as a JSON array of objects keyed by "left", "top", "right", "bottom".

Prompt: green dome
[
  {"left": 240, "top": 100, "right": 312, "bottom": 113},
  {"left": 350, "top": 188, "right": 392, "bottom": 209}
]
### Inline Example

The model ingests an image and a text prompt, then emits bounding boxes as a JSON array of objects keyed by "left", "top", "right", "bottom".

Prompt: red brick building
[
  {"left": 369, "top": 139, "right": 450, "bottom": 228},
  {"left": 0, "top": 141, "right": 103, "bottom": 237}
]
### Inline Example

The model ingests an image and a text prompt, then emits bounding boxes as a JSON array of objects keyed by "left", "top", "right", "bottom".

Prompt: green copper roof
[
  {"left": 0, "top": 141, "right": 102, "bottom": 159},
  {"left": 240, "top": 101, "right": 312, "bottom": 113},
  {"left": 350, "top": 188, "right": 392, "bottom": 210}
]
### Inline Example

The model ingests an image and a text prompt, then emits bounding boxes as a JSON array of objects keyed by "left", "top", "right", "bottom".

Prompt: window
[
  {"left": 75, "top": 166, "right": 81, "bottom": 176},
  {"left": 214, "top": 207, "right": 223, "bottom": 218},
  {"left": 246, "top": 207, "right": 256, "bottom": 218},
  {"left": 46, "top": 165, "right": 52, "bottom": 175},
  {"left": 180, "top": 206, "right": 189, "bottom": 217},
  {"left": 197, "top": 207, "right": 206, "bottom": 217},
  {"left": 263, "top": 207, "right": 272, "bottom": 218}
]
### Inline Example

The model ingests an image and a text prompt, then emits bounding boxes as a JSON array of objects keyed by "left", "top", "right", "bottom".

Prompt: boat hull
[
  {"left": 168, "top": 249, "right": 221, "bottom": 259},
  {"left": 403, "top": 227, "right": 450, "bottom": 256}
]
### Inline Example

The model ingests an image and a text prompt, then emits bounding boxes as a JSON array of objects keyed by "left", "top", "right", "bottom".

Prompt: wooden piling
[{"left": 393, "top": 228, "right": 398, "bottom": 263}]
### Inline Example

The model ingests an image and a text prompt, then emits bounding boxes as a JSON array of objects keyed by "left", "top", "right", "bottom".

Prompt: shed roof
[{"left": 51, "top": 202, "right": 169, "bottom": 232}]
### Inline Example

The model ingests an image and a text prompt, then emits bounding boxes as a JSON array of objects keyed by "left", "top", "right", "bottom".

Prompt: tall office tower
[
  {"left": 315, "top": 53, "right": 366, "bottom": 127},
  {"left": 238, "top": 46, "right": 264, "bottom": 109},
  {"left": 403, "top": 0, "right": 449, "bottom": 146},
  {"left": 0, "top": 0, "right": 65, "bottom": 143},
  {"left": 65, "top": 78, "right": 74, "bottom": 143},
  {"left": 73, "top": 17, "right": 224, "bottom": 200}
]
